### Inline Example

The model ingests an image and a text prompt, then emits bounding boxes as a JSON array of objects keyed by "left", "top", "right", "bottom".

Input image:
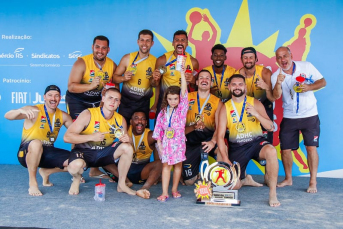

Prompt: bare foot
[
  {"left": 69, "top": 178, "right": 80, "bottom": 195},
  {"left": 28, "top": 186, "right": 43, "bottom": 196},
  {"left": 126, "top": 180, "right": 133, "bottom": 188},
  {"left": 241, "top": 175, "right": 263, "bottom": 187},
  {"left": 277, "top": 179, "right": 292, "bottom": 187},
  {"left": 136, "top": 189, "right": 150, "bottom": 199},
  {"left": 269, "top": 196, "right": 281, "bottom": 207},
  {"left": 117, "top": 183, "right": 136, "bottom": 196},
  {"left": 307, "top": 183, "right": 317, "bottom": 193},
  {"left": 39, "top": 168, "right": 53, "bottom": 186}
]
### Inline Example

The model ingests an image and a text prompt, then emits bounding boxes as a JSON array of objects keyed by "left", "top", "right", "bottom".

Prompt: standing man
[
  {"left": 217, "top": 74, "right": 280, "bottom": 207},
  {"left": 182, "top": 70, "right": 223, "bottom": 185},
  {"left": 66, "top": 35, "right": 117, "bottom": 178},
  {"left": 272, "top": 46, "right": 326, "bottom": 193},
  {"left": 236, "top": 47, "right": 275, "bottom": 143},
  {"left": 5, "top": 85, "right": 73, "bottom": 196},
  {"left": 203, "top": 44, "right": 236, "bottom": 103},
  {"left": 113, "top": 30, "right": 157, "bottom": 126},
  {"left": 153, "top": 30, "right": 199, "bottom": 114},
  {"left": 64, "top": 88, "right": 149, "bottom": 198}
]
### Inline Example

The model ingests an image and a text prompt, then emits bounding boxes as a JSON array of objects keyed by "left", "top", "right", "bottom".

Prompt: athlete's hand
[
  {"left": 201, "top": 140, "right": 215, "bottom": 153},
  {"left": 256, "top": 74, "right": 269, "bottom": 90},
  {"left": 152, "top": 69, "right": 162, "bottom": 82},
  {"left": 90, "top": 77, "right": 101, "bottom": 90},
  {"left": 118, "top": 133, "right": 130, "bottom": 143},
  {"left": 246, "top": 102, "right": 259, "bottom": 117},
  {"left": 276, "top": 69, "right": 285, "bottom": 85},
  {"left": 92, "top": 132, "right": 108, "bottom": 141},
  {"left": 299, "top": 83, "right": 311, "bottom": 93},
  {"left": 185, "top": 72, "right": 194, "bottom": 83},
  {"left": 19, "top": 107, "right": 39, "bottom": 120},
  {"left": 123, "top": 71, "right": 133, "bottom": 82}
]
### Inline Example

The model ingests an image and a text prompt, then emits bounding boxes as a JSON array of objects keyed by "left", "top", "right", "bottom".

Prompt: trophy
[{"left": 194, "top": 153, "right": 241, "bottom": 207}]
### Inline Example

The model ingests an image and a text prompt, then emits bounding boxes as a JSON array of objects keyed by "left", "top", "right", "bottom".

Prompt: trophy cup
[{"left": 194, "top": 153, "right": 241, "bottom": 207}]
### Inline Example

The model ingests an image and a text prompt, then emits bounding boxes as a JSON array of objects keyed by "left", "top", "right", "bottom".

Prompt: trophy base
[{"left": 196, "top": 198, "right": 241, "bottom": 207}]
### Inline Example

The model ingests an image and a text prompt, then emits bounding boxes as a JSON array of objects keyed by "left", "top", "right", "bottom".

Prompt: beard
[
  {"left": 232, "top": 89, "right": 245, "bottom": 97},
  {"left": 243, "top": 62, "right": 255, "bottom": 70}
]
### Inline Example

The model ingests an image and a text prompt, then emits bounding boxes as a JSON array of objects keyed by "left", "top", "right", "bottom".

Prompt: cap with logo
[
  {"left": 241, "top": 47, "right": 257, "bottom": 57},
  {"left": 44, "top": 85, "right": 61, "bottom": 95}
]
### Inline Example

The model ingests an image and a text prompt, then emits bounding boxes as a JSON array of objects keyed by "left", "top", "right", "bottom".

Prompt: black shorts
[
  {"left": 118, "top": 98, "right": 150, "bottom": 127},
  {"left": 279, "top": 115, "right": 320, "bottom": 150},
  {"left": 127, "top": 163, "right": 148, "bottom": 184},
  {"left": 182, "top": 144, "right": 216, "bottom": 181},
  {"left": 17, "top": 141, "right": 70, "bottom": 169},
  {"left": 68, "top": 142, "right": 122, "bottom": 168},
  {"left": 261, "top": 100, "right": 273, "bottom": 144},
  {"left": 65, "top": 93, "right": 100, "bottom": 120},
  {"left": 229, "top": 138, "right": 271, "bottom": 179}
]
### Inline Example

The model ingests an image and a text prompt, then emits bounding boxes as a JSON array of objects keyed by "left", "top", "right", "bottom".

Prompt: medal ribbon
[
  {"left": 197, "top": 92, "right": 211, "bottom": 116},
  {"left": 231, "top": 96, "right": 247, "bottom": 123},
  {"left": 44, "top": 105, "right": 56, "bottom": 134},
  {"left": 165, "top": 55, "right": 177, "bottom": 67},
  {"left": 132, "top": 131, "right": 144, "bottom": 152},
  {"left": 101, "top": 108, "right": 123, "bottom": 130},
  {"left": 132, "top": 52, "right": 149, "bottom": 65},
  {"left": 93, "top": 58, "right": 103, "bottom": 71},
  {"left": 212, "top": 65, "right": 226, "bottom": 91},
  {"left": 166, "top": 106, "right": 175, "bottom": 128}
]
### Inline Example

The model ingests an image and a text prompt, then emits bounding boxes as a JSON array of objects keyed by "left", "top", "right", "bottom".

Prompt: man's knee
[
  {"left": 262, "top": 145, "right": 277, "bottom": 160},
  {"left": 117, "top": 143, "right": 134, "bottom": 156},
  {"left": 28, "top": 140, "right": 43, "bottom": 155},
  {"left": 68, "top": 159, "right": 84, "bottom": 174}
]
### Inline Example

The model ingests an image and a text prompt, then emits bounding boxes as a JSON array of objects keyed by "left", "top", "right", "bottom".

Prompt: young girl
[{"left": 152, "top": 68, "right": 188, "bottom": 202}]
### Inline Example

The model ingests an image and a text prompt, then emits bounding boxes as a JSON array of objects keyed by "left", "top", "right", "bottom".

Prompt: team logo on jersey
[
  {"left": 246, "top": 111, "right": 253, "bottom": 117},
  {"left": 146, "top": 67, "right": 152, "bottom": 77},
  {"left": 40, "top": 124, "right": 45, "bottom": 129},
  {"left": 138, "top": 142, "right": 146, "bottom": 151},
  {"left": 204, "top": 103, "right": 212, "bottom": 111},
  {"left": 224, "top": 78, "right": 230, "bottom": 87},
  {"left": 55, "top": 118, "right": 61, "bottom": 128},
  {"left": 170, "top": 64, "right": 175, "bottom": 70},
  {"left": 103, "top": 71, "right": 109, "bottom": 81},
  {"left": 41, "top": 116, "right": 46, "bottom": 123},
  {"left": 94, "top": 121, "right": 100, "bottom": 129},
  {"left": 314, "top": 136, "right": 318, "bottom": 142},
  {"left": 90, "top": 70, "right": 95, "bottom": 77},
  {"left": 230, "top": 110, "right": 236, "bottom": 117}
]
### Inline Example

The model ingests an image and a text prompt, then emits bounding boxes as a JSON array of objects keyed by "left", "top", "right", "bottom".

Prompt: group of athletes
[{"left": 5, "top": 29, "right": 326, "bottom": 207}]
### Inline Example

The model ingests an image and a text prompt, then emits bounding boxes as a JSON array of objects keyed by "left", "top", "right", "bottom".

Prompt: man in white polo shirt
[{"left": 271, "top": 46, "right": 326, "bottom": 193}]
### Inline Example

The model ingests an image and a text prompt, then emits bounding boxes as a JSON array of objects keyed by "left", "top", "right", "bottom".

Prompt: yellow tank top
[
  {"left": 76, "top": 107, "right": 123, "bottom": 149},
  {"left": 203, "top": 65, "right": 236, "bottom": 102},
  {"left": 69, "top": 54, "right": 114, "bottom": 102},
  {"left": 225, "top": 96, "right": 262, "bottom": 146},
  {"left": 21, "top": 104, "right": 63, "bottom": 147},
  {"left": 121, "top": 51, "right": 156, "bottom": 101},
  {"left": 128, "top": 126, "right": 153, "bottom": 164},
  {"left": 186, "top": 92, "right": 220, "bottom": 144},
  {"left": 160, "top": 51, "right": 193, "bottom": 93},
  {"left": 235, "top": 65, "right": 266, "bottom": 102}
]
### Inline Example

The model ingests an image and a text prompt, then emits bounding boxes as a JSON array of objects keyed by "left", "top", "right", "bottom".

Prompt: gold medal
[
  {"left": 293, "top": 83, "right": 303, "bottom": 93},
  {"left": 195, "top": 114, "right": 204, "bottom": 123},
  {"left": 165, "top": 128, "right": 175, "bottom": 139},
  {"left": 114, "top": 128, "right": 124, "bottom": 138},
  {"left": 236, "top": 122, "right": 246, "bottom": 133},
  {"left": 97, "top": 71, "right": 105, "bottom": 79},
  {"left": 128, "top": 65, "right": 137, "bottom": 75},
  {"left": 158, "top": 66, "right": 167, "bottom": 75}
]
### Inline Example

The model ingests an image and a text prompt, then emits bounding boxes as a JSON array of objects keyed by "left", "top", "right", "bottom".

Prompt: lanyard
[
  {"left": 44, "top": 105, "right": 56, "bottom": 133},
  {"left": 132, "top": 132, "right": 144, "bottom": 152},
  {"left": 93, "top": 58, "right": 103, "bottom": 71},
  {"left": 197, "top": 92, "right": 211, "bottom": 115},
  {"left": 100, "top": 108, "right": 122, "bottom": 129},
  {"left": 132, "top": 52, "right": 149, "bottom": 65},
  {"left": 231, "top": 96, "right": 247, "bottom": 123},
  {"left": 166, "top": 106, "right": 175, "bottom": 128},
  {"left": 165, "top": 55, "right": 177, "bottom": 67},
  {"left": 212, "top": 65, "right": 226, "bottom": 90},
  {"left": 283, "top": 63, "right": 299, "bottom": 113}
]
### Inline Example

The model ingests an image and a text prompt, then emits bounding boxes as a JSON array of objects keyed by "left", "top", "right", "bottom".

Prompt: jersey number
[{"left": 138, "top": 79, "right": 141, "bottom": 85}]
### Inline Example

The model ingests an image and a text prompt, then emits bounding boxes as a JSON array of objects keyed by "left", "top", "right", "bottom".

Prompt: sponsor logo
[
  {"left": 41, "top": 116, "right": 46, "bottom": 123},
  {"left": 170, "top": 71, "right": 175, "bottom": 76},
  {"left": 29, "top": 63, "right": 60, "bottom": 67},
  {"left": 32, "top": 92, "right": 65, "bottom": 104},
  {"left": 189, "top": 99, "right": 195, "bottom": 105},
  {"left": 232, "top": 117, "right": 237, "bottom": 123},
  {"left": 183, "top": 164, "right": 192, "bottom": 169},
  {"left": 170, "top": 64, "right": 175, "bottom": 70},
  {"left": 94, "top": 121, "right": 100, "bottom": 129},
  {"left": 230, "top": 110, "right": 236, "bottom": 117},
  {"left": 0, "top": 48, "right": 24, "bottom": 59},
  {"left": 11, "top": 92, "right": 28, "bottom": 103},
  {"left": 1, "top": 34, "right": 32, "bottom": 40},
  {"left": 31, "top": 53, "right": 60, "bottom": 59},
  {"left": 40, "top": 124, "right": 45, "bottom": 129},
  {"left": 90, "top": 70, "right": 95, "bottom": 77},
  {"left": 68, "top": 51, "right": 82, "bottom": 59},
  {"left": 314, "top": 136, "right": 318, "bottom": 142}
]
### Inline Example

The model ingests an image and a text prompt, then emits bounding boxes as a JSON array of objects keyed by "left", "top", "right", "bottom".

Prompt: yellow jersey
[{"left": 128, "top": 126, "right": 153, "bottom": 164}]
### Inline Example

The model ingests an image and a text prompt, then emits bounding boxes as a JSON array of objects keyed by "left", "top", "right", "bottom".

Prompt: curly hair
[{"left": 160, "top": 86, "right": 181, "bottom": 111}]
